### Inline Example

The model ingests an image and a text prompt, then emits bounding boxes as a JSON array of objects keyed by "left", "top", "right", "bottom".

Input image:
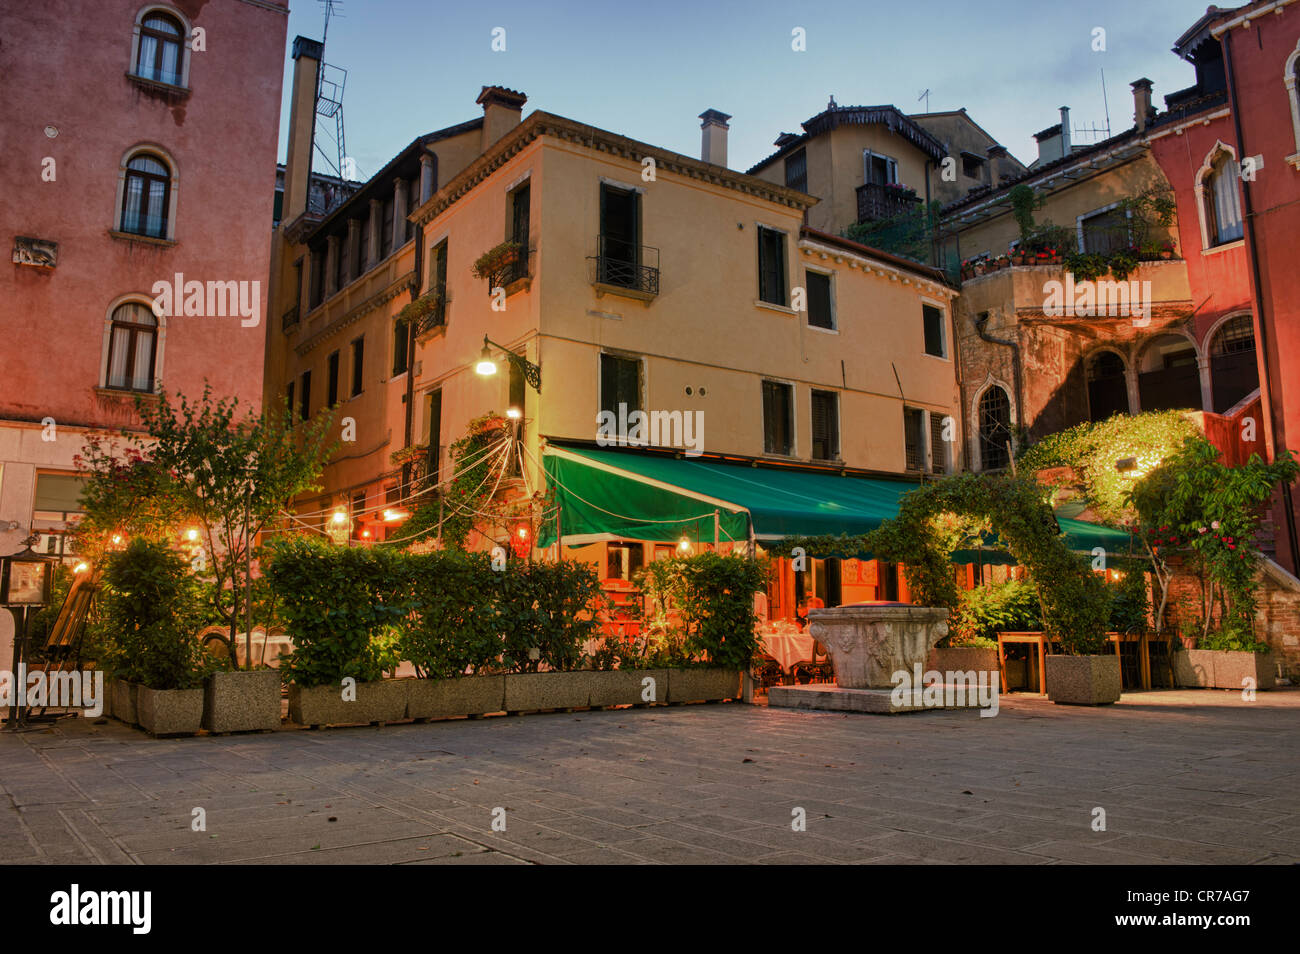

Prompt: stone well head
[{"left": 807, "top": 602, "right": 950, "bottom": 690}]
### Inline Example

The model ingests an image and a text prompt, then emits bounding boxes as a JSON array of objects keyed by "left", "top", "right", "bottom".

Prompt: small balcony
[
  {"left": 281, "top": 304, "right": 300, "bottom": 332},
  {"left": 856, "top": 182, "right": 921, "bottom": 224},
  {"left": 589, "top": 235, "right": 660, "bottom": 299}
]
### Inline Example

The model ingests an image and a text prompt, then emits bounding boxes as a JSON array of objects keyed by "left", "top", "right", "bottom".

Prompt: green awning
[{"left": 540, "top": 445, "right": 1135, "bottom": 558}]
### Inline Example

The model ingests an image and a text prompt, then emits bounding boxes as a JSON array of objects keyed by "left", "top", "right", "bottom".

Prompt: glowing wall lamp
[{"left": 474, "top": 335, "right": 541, "bottom": 391}]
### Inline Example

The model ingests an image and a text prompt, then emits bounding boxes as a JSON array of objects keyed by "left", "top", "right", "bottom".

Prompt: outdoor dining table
[
  {"left": 996, "top": 631, "right": 1170, "bottom": 693},
  {"left": 758, "top": 626, "right": 816, "bottom": 673}
]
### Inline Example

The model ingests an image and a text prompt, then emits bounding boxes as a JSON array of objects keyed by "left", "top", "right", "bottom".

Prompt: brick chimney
[
  {"left": 1131, "top": 78, "right": 1155, "bottom": 133},
  {"left": 281, "top": 36, "right": 323, "bottom": 225},
  {"left": 477, "top": 86, "right": 527, "bottom": 152},
  {"left": 987, "top": 144, "right": 1008, "bottom": 188},
  {"left": 699, "top": 109, "right": 731, "bottom": 167}
]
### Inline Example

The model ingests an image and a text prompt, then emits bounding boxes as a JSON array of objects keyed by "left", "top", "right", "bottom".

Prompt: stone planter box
[
  {"left": 1174, "top": 649, "right": 1275, "bottom": 690},
  {"left": 203, "top": 669, "right": 282, "bottom": 734},
  {"left": 288, "top": 679, "right": 409, "bottom": 727},
  {"left": 588, "top": 669, "right": 668, "bottom": 707},
  {"left": 667, "top": 668, "right": 741, "bottom": 703},
  {"left": 136, "top": 686, "right": 204, "bottom": 737},
  {"left": 1172, "top": 648, "right": 1217, "bottom": 688},
  {"left": 503, "top": 672, "right": 595, "bottom": 712},
  {"left": 1212, "top": 651, "right": 1275, "bottom": 690},
  {"left": 111, "top": 679, "right": 138, "bottom": 726},
  {"left": 1045, "top": 654, "right": 1121, "bottom": 706},
  {"left": 406, "top": 675, "right": 505, "bottom": 719},
  {"left": 928, "top": 646, "right": 1000, "bottom": 679}
]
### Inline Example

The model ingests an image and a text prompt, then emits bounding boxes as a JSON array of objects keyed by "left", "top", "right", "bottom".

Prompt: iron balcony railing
[
  {"left": 856, "top": 182, "right": 921, "bottom": 224},
  {"left": 590, "top": 235, "right": 660, "bottom": 296}
]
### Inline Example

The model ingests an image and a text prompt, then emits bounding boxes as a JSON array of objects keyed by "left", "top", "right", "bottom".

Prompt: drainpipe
[
  {"left": 975, "top": 312, "right": 1023, "bottom": 446},
  {"left": 1221, "top": 28, "right": 1300, "bottom": 572}
]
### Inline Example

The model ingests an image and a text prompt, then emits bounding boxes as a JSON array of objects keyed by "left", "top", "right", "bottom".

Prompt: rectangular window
[
  {"left": 509, "top": 183, "right": 530, "bottom": 282},
  {"left": 293, "top": 259, "right": 303, "bottom": 311},
  {"left": 350, "top": 336, "right": 364, "bottom": 397},
  {"left": 784, "top": 148, "right": 807, "bottom": 193},
  {"left": 380, "top": 196, "right": 395, "bottom": 258},
  {"left": 904, "top": 407, "right": 925, "bottom": 471},
  {"left": 599, "top": 184, "right": 640, "bottom": 287},
  {"left": 334, "top": 234, "right": 348, "bottom": 290},
  {"left": 923, "top": 304, "right": 946, "bottom": 357},
  {"left": 299, "top": 370, "right": 311, "bottom": 421},
  {"left": 357, "top": 217, "right": 369, "bottom": 273},
  {"left": 864, "top": 151, "right": 899, "bottom": 186},
  {"left": 807, "top": 271, "right": 833, "bottom": 329},
  {"left": 326, "top": 350, "right": 340, "bottom": 407},
  {"left": 286, "top": 381, "right": 295, "bottom": 421},
  {"left": 424, "top": 389, "right": 442, "bottom": 484},
  {"left": 406, "top": 178, "right": 419, "bottom": 243},
  {"left": 929, "top": 412, "right": 949, "bottom": 474},
  {"left": 758, "top": 226, "right": 787, "bottom": 305},
  {"left": 392, "top": 319, "right": 409, "bottom": 375},
  {"left": 1080, "top": 206, "right": 1128, "bottom": 255},
  {"left": 811, "top": 389, "right": 839, "bottom": 461},
  {"left": 428, "top": 239, "right": 448, "bottom": 326},
  {"left": 599, "top": 353, "right": 642, "bottom": 416},
  {"left": 961, "top": 154, "right": 984, "bottom": 179},
  {"left": 763, "top": 380, "right": 794, "bottom": 456}
]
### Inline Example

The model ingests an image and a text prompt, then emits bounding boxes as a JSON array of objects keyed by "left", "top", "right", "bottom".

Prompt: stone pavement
[{"left": 1, "top": 689, "right": 1297, "bottom": 865}]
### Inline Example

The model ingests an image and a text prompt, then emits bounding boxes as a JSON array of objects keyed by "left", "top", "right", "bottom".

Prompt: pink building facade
[{"left": 0, "top": 1, "right": 288, "bottom": 652}]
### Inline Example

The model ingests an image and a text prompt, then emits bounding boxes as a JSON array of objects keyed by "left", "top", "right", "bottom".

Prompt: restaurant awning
[{"left": 540, "top": 444, "right": 1135, "bottom": 558}]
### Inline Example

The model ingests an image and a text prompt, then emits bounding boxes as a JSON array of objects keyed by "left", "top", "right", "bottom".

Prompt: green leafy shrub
[
  {"left": 267, "top": 536, "right": 407, "bottom": 687},
  {"left": 1018, "top": 410, "right": 1201, "bottom": 523},
  {"left": 397, "top": 550, "right": 501, "bottom": 678},
  {"left": 951, "top": 578, "right": 1042, "bottom": 645},
  {"left": 636, "top": 553, "right": 766, "bottom": 669},
  {"left": 99, "top": 539, "right": 209, "bottom": 690},
  {"left": 497, "top": 559, "right": 604, "bottom": 672},
  {"left": 1107, "top": 565, "right": 1151, "bottom": 634}
]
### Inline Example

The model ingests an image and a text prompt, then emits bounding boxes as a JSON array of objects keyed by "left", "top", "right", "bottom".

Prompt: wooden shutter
[{"left": 929, "top": 412, "right": 947, "bottom": 474}]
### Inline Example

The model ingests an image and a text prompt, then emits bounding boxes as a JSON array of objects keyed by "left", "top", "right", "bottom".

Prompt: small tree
[
  {"left": 80, "top": 388, "right": 336, "bottom": 667},
  {"left": 1127, "top": 440, "right": 1297, "bottom": 641}
]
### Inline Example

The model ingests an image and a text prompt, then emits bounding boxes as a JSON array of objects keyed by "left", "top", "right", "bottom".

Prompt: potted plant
[
  {"left": 1160, "top": 239, "right": 1176, "bottom": 260},
  {"left": 100, "top": 539, "right": 211, "bottom": 736},
  {"left": 471, "top": 240, "right": 523, "bottom": 290}
]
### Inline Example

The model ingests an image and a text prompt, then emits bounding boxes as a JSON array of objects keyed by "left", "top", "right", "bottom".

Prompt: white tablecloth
[{"left": 759, "top": 628, "right": 816, "bottom": 672}]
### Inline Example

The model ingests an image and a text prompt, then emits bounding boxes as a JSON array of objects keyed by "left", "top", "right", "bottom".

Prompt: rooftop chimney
[
  {"left": 1033, "top": 109, "right": 1072, "bottom": 167},
  {"left": 1059, "top": 106, "right": 1071, "bottom": 156},
  {"left": 699, "top": 109, "right": 731, "bottom": 167},
  {"left": 477, "top": 86, "right": 527, "bottom": 153},
  {"left": 1131, "top": 78, "right": 1155, "bottom": 133},
  {"left": 987, "top": 144, "right": 1008, "bottom": 189},
  {"left": 282, "top": 36, "right": 323, "bottom": 225}
]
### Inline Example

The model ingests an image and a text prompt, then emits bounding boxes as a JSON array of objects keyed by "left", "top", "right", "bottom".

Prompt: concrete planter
[
  {"left": 111, "top": 679, "right": 138, "bottom": 726},
  {"left": 203, "top": 669, "right": 282, "bottom": 733},
  {"left": 1045, "top": 654, "right": 1121, "bottom": 706},
  {"left": 503, "top": 671, "right": 595, "bottom": 712},
  {"left": 667, "top": 668, "right": 742, "bottom": 703},
  {"left": 406, "top": 675, "right": 505, "bottom": 719},
  {"left": 1174, "top": 649, "right": 1276, "bottom": 690},
  {"left": 1212, "top": 651, "right": 1275, "bottom": 690},
  {"left": 1172, "top": 648, "right": 1217, "bottom": 688},
  {"left": 288, "top": 679, "right": 409, "bottom": 727},
  {"left": 928, "top": 647, "right": 1000, "bottom": 679},
  {"left": 136, "top": 686, "right": 204, "bottom": 737},
  {"left": 589, "top": 669, "right": 668, "bottom": 707}
]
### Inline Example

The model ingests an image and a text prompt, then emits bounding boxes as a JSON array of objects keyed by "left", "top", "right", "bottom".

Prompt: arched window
[
  {"left": 105, "top": 302, "right": 158, "bottom": 392},
  {"left": 1210, "top": 314, "right": 1259, "bottom": 413},
  {"left": 120, "top": 153, "right": 171, "bottom": 238},
  {"left": 978, "top": 386, "right": 1012, "bottom": 471},
  {"left": 1203, "top": 151, "right": 1243, "bottom": 247},
  {"left": 134, "top": 12, "right": 184, "bottom": 85}
]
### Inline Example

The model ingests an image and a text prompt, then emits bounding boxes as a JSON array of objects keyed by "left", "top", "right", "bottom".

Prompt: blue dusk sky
[{"left": 276, "top": 0, "right": 1221, "bottom": 180}]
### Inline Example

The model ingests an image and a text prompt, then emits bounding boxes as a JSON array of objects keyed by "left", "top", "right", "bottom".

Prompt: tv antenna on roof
[
  {"left": 918, "top": 88, "right": 931, "bottom": 113},
  {"left": 312, "top": 0, "right": 360, "bottom": 205},
  {"left": 319, "top": 0, "right": 343, "bottom": 45}
]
